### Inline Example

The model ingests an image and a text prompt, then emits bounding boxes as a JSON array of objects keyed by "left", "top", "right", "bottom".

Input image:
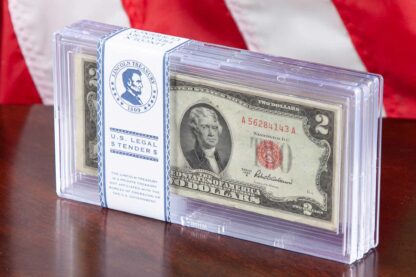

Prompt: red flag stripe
[
  {"left": 333, "top": 0, "right": 416, "bottom": 118},
  {"left": 121, "top": 0, "right": 247, "bottom": 48},
  {"left": 0, "top": 0, "right": 41, "bottom": 104}
]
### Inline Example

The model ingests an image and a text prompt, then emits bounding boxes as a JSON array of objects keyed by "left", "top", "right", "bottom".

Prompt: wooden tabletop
[{"left": 0, "top": 105, "right": 415, "bottom": 276}]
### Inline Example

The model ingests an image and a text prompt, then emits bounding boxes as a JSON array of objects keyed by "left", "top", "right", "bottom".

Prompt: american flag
[{"left": 1, "top": 0, "right": 415, "bottom": 118}]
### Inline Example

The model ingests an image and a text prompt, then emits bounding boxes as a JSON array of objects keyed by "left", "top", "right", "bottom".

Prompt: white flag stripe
[
  {"left": 225, "top": 0, "right": 366, "bottom": 71},
  {"left": 9, "top": 0, "right": 130, "bottom": 104},
  {"left": 226, "top": 0, "right": 388, "bottom": 116}
]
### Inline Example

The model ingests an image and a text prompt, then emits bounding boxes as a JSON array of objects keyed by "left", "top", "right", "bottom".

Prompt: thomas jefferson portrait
[
  {"left": 121, "top": 68, "right": 143, "bottom": 105},
  {"left": 180, "top": 104, "right": 231, "bottom": 174}
]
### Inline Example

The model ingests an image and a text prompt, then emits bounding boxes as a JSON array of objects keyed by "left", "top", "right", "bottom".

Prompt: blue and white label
[{"left": 97, "top": 28, "right": 188, "bottom": 221}]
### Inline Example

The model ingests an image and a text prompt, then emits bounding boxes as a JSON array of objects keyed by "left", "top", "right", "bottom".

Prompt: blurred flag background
[{"left": 1, "top": 0, "right": 415, "bottom": 118}]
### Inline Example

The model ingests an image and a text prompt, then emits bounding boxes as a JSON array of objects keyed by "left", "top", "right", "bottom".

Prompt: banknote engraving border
[
  {"left": 170, "top": 75, "right": 341, "bottom": 230},
  {"left": 75, "top": 54, "right": 98, "bottom": 176},
  {"left": 171, "top": 82, "right": 333, "bottom": 213}
]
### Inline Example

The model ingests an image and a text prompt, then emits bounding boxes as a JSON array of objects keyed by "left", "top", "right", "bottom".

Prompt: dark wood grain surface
[{"left": 0, "top": 105, "right": 415, "bottom": 276}]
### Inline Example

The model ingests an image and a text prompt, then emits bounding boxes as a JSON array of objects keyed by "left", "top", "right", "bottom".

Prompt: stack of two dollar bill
[
  {"left": 57, "top": 20, "right": 381, "bottom": 264},
  {"left": 75, "top": 51, "right": 343, "bottom": 231}
]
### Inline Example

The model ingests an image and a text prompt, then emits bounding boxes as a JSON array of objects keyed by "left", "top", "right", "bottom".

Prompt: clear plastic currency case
[{"left": 53, "top": 20, "right": 382, "bottom": 263}]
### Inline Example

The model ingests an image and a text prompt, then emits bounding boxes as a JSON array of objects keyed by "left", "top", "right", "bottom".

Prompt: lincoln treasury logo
[{"left": 109, "top": 60, "right": 158, "bottom": 113}]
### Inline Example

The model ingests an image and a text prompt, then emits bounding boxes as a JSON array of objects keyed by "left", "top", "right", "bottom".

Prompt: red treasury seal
[{"left": 257, "top": 140, "right": 281, "bottom": 170}]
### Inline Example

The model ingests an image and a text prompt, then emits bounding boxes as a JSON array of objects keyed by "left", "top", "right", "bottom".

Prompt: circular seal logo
[
  {"left": 109, "top": 60, "right": 157, "bottom": 113},
  {"left": 257, "top": 140, "right": 281, "bottom": 170}
]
